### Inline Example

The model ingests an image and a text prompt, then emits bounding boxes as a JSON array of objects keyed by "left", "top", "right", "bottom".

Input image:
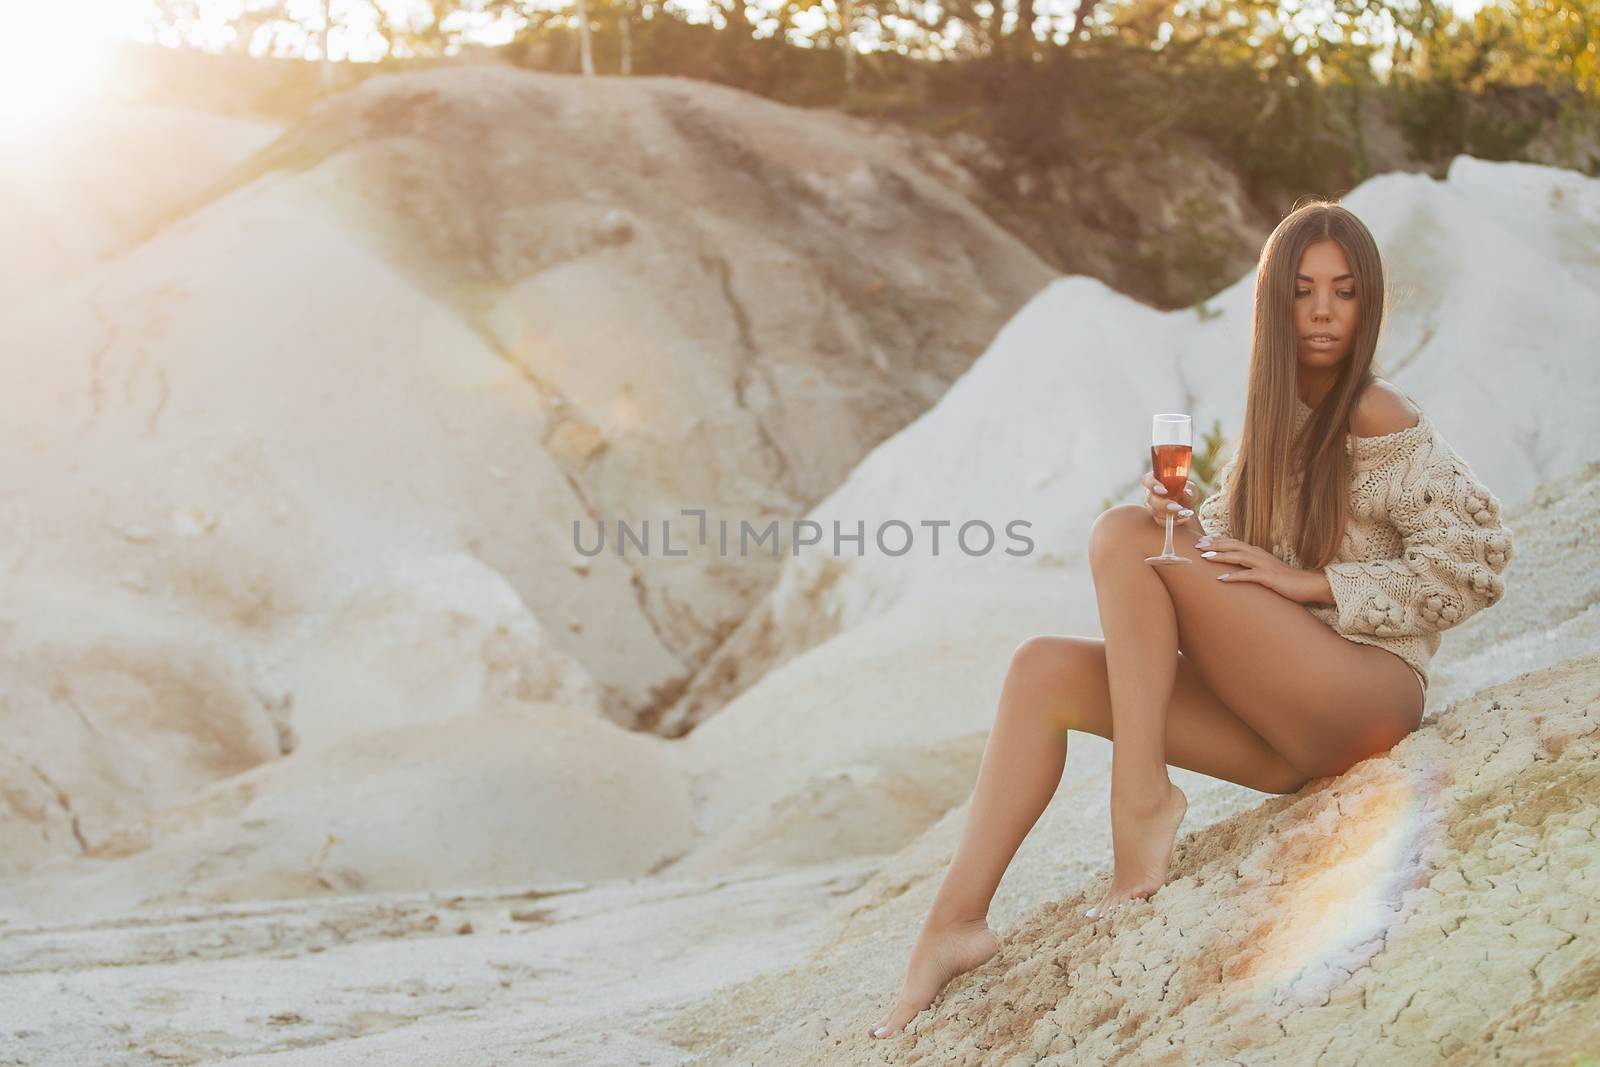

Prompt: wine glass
[{"left": 1145, "top": 413, "right": 1193, "bottom": 566}]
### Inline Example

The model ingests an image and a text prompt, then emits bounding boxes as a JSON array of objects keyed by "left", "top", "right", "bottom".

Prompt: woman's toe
[
  {"left": 1088, "top": 889, "right": 1131, "bottom": 919},
  {"left": 870, "top": 997, "right": 925, "bottom": 1038}
]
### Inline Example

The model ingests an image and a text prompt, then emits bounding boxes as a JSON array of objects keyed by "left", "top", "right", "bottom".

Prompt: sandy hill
[
  {"left": 658, "top": 154, "right": 1600, "bottom": 735},
  {"left": 0, "top": 64, "right": 1050, "bottom": 878},
  {"left": 219, "top": 63, "right": 1054, "bottom": 696},
  {"left": 0, "top": 67, "right": 1594, "bottom": 1065},
  {"left": 654, "top": 457, "right": 1600, "bottom": 1066},
  {"left": 0, "top": 102, "right": 283, "bottom": 307},
  {"left": 676, "top": 658, "right": 1600, "bottom": 1066},
  {"left": 2, "top": 443, "right": 1593, "bottom": 1067}
]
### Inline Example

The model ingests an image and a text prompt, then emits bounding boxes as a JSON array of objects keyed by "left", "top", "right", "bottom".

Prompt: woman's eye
[{"left": 1339, "top": 290, "right": 1355, "bottom": 298}]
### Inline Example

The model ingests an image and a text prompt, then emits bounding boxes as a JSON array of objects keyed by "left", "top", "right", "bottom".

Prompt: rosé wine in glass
[{"left": 1146, "top": 414, "right": 1193, "bottom": 566}]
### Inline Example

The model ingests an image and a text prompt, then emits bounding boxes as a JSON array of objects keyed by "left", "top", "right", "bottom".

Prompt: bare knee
[
  {"left": 1005, "top": 636, "right": 1101, "bottom": 733},
  {"left": 1007, "top": 636, "right": 1098, "bottom": 701},
  {"left": 1008, "top": 635, "right": 1080, "bottom": 685},
  {"left": 1087, "top": 504, "right": 1152, "bottom": 569}
]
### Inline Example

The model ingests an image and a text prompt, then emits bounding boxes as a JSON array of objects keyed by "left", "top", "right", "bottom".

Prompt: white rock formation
[
  {"left": 0, "top": 62, "right": 1053, "bottom": 877},
  {"left": 0, "top": 73, "right": 1594, "bottom": 1065},
  {"left": 661, "top": 155, "right": 1600, "bottom": 733},
  {"left": 0, "top": 101, "right": 282, "bottom": 307}
]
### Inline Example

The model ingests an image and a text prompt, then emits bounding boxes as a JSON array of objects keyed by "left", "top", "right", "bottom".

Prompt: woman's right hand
[{"left": 1142, "top": 472, "right": 1196, "bottom": 528}]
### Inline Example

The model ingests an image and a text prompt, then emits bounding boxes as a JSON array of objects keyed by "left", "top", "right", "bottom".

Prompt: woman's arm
[
  {"left": 1303, "top": 569, "right": 1335, "bottom": 605},
  {"left": 1322, "top": 440, "right": 1514, "bottom": 637}
]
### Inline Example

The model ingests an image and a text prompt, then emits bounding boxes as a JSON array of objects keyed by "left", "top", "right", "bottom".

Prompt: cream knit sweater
[{"left": 1196, "top": 395, "right": 1515, "bottom": 694}]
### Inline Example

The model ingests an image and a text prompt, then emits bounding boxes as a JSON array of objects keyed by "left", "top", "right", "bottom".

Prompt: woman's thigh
[
  {"left": 1013, "top": 635, "right": 1308, "bottom": 794},
  {"left": 1093, "top": 504, "right": 1424, "bottom": 779}
]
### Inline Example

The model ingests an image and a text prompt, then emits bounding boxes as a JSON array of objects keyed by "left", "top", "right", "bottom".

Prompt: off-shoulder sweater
[{"left": 1195, "top": 395, "right": 1515, "bottom": 695}]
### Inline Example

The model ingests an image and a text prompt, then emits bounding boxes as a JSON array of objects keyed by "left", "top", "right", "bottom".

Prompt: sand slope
[
  {"left": 660, "top": 156, "right": 1600, "bottom": 735},
  {"left": 661, "top": 652, "right": 1599, "bottom": 1066},
  {"left": 1, "top": 700, "right": 692, "bottom": 920},
  {"left": 0, "top": 63, "right": 1052, "bottom": 877},
  {"left": 0, "top": 83, "right": 1595, "bottom": 1063},
  {"left": 220, "top": 64, "right": 1055, "bottom": 695},
  {"left": 2, "top": 456, "right": 1593, "bottom": 1066},
  {"left": 0, "top": 102, "right": 282, "bottom": 308},
  {"left": 649, "top": 456, "right": 1600, "bottom": 1066}
]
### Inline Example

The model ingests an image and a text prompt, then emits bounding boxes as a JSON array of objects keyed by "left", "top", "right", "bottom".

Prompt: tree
[
  {"left": 1496, "top": 0, "right": 1599, "bottom": 97},
  {"left": 370, "top": 0, "right": 463, "bottom": 56}
]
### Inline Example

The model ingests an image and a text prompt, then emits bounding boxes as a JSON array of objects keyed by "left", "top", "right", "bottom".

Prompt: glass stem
[{"left": 1163, "top": 512, "right": 1177, "bottom": 556}]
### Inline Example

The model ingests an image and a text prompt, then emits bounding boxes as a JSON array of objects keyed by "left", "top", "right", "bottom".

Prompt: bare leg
[
  {"left": 866, "top": 643, "right": 1058, "bottom": 1037},
  {"left": 871, "top": 506, "right": 1422, "bottom": 1039},
  {"left": 869, "top": 638, "right": 1305, "bottom": 1038},
  {"left": 1082, "top": 504, "right": 1426, "bottom": 919},
  {"left": 1085, "top": 506, "right": 1193, "bottom": 919}
]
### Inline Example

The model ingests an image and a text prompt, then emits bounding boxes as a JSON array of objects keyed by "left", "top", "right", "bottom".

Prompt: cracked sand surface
[
  {"left": 0, "top": 860, "right": 878, "bottom": 1065},
  {"left": 657, "top": 653, "right": 1599, "bottom": 1065}
]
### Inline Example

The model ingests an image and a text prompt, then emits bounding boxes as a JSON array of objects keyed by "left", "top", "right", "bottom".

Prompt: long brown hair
[{"left": 1223, "top": 198, "right": 1391, "bottom": 568}]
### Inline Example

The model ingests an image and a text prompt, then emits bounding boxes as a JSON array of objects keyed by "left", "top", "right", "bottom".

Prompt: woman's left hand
[{"left": 1194, "top": 536, "right": 1321, "bottom": 604}]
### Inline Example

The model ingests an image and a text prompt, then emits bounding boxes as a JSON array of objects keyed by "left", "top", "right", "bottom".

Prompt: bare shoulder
[{"left": 1351, "top": 380, "right": 1421, "bottom": 438}]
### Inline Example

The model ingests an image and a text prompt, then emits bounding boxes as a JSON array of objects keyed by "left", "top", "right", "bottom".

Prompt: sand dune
[
  {"left": 0, "top": 182, "right": 624, "bottom": 876},
  {"left": 0, "top": 56, "right": 1595, "bottom": 1063},
  {"left": 653, "top": 450, "right": 1600, "bottom": 1065},
  {"left": 0, "top": 63, "right": 1052, "bottom": 878},
  {"left": 220, "top": 64, "right": 1055, "bottom": 697},
  {"left": 659, "top": 156, "right": 1600, "bottom": 735},
  {"left": 4, "top": 455, "right": 1592, "bottom": 1065},
  {"left": 0, "top": 101, "right": 282, "bottom": 308},
  {"left": 664, "top": 651, "right": 1600, "bottom": 1066},
  {"left": 2, "top": 699, "right": 691, "bottom": 919},
  {"left": 657, "top": 405, "right": 1598, "bottom": 873}
]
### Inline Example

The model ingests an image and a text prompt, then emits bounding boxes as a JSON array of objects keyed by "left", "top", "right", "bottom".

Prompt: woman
[{"left": 869, "top": 199, "right": 1515, "bottom": 1039}]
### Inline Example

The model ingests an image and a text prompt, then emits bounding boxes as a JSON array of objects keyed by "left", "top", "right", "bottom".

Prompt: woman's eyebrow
[{"left": 1296, "top": 273, "right": 1355, "bottom": 281}]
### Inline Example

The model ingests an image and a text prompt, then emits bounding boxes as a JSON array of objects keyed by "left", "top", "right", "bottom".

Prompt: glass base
[{"left": 1145, "top": 553, "right": 1192, "bottom": 565}]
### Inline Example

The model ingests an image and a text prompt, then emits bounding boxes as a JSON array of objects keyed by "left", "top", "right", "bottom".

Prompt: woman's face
[{"left": 1294, "top": 239, "right": 1359, "bottom": 371}]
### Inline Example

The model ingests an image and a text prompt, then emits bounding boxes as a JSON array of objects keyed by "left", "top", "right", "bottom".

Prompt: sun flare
[{"left": 0, "top": 1, "right": 144, "bottom": 131}]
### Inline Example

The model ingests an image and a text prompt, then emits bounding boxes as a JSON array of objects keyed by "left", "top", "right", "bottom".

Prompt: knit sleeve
[
  {"left": 1323, "top": 437, "right": 1514, "bottom": 637},
  {"left": 1196, "top": 453, "right": 1236, "bottom": 540}
]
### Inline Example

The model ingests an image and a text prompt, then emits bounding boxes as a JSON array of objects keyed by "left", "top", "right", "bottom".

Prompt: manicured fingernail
[
  {"left": 1217, "top": 573, "right": 1230, "bottom": 580},
  {"left": 1201, "top": 550, "right": 1215, "bottom": 557},
  {"left": 1154, "top": 485, "right": 1166, "bottom": 494},
  {"left": 1179, "top": 509, "right": 1193, "bottom": 517},
  {"left": 1167, "top": 502, "right": 1179, "bottom": 511},
  {"left": 873, "top": 1027, "right": 887, "bottom": 1037}
]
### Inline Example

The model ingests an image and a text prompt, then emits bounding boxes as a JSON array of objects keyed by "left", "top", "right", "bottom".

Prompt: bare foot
[
  {"left": 869, "top": 919, "right": 1000, "bottom": 1038},
  {"left": 1086, "top": 780, "right": 1187, "bottom": 919}
]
